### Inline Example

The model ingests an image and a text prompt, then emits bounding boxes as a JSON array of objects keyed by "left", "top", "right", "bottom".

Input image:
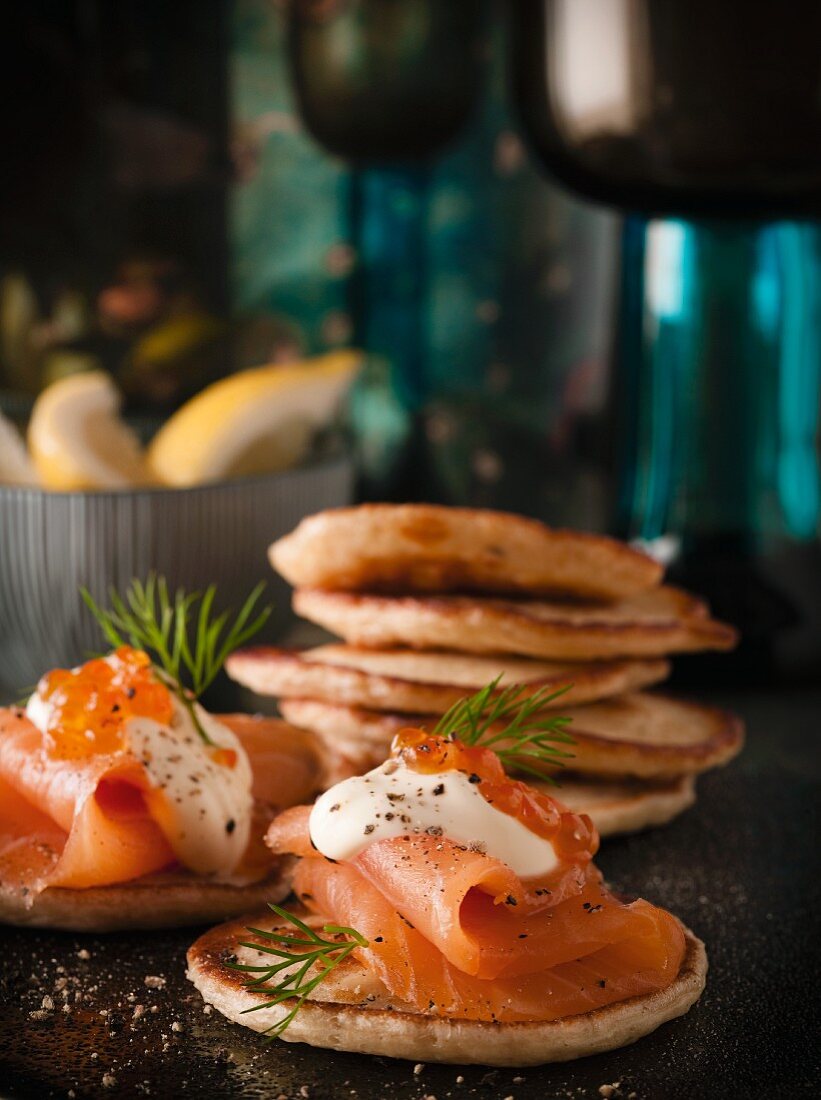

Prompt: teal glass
[
  {"left": 616, "top": 218, "right": 821, "bottom": 673},
  {"left": 512, "top": 0, "right": 821, "bottom": 677},
  {"left": 286, "top": 0, "right": 485, "bottom": 495},
  {"left": 346, "top": 166, "right": 432, "bottom": 494},
  {"left": 619, "top": 219, "right": 821, "bottom": 543}
]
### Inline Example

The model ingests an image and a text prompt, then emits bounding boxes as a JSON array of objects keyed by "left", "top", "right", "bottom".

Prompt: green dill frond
[
  {"left": 81, "top": 573, "right": 271, "bottom": 745},
  {"left": 231, "top": 904, "right": 367, "bottom": 1038},
  {"left": 433, "top": 676, "right": 575, "bottom": 779}
]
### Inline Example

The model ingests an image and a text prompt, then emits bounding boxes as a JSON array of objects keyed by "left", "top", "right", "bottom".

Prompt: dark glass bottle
[
  {"left": 512, "top": 0, "right": 821, "bottom": 680},
  {"left": 286, "top": 0, "right": 486, "bottom": 497},
  {"left": 287, "top": 0, "right": 484, "bottom": 164},
  {"left": 514, "top": 0, "right": 821, "bottom": 218}
]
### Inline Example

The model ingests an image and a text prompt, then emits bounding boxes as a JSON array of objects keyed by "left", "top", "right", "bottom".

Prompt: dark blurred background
[{"left": 1, "top": 0, "right": 819, "bottom": 682}]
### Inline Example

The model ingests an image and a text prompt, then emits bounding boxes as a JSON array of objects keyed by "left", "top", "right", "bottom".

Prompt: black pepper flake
[
  {"left": 518, "top": 933, "right": 528, "bottom": 939},
  {"left": 330, "top": 803, "right": 340, "bottom": 812},
  {"left": 364, "top": 823, "right": 375, "bottom": 835},
  {"left": 374, "top": 936, "right": 384, "bottom": 943},
  {"left": 587, "top": 904, "right": 603, "bottom": 913},
  {"left": 598, "top": 979, "right": 606, "bottom": 988},
  {"left": 385, "top": 812, "right": 395, "bottom": 821},
  {"left": 505, "top": 895, "right": 518, "bottom": 906},
  {"left": 468, "top": 773, "right": 481, "bottom": 784},
  {"left": 432, "top": 783, "right": 445, "bottom": 796},
  {"left": 582, "top": 902, "right": 591, "bottom": 909},
  {"left": 425, "top": 825, "right": 443, "bottom": 837},
  {"left": 225, "top": 819, "right": 236, "bottom": 835},
  {"left": 126, "top": 688, "right": 136, "bottom": 699},
  {"left": 386, "top": 792, "right": 404, "bottom": 803}
]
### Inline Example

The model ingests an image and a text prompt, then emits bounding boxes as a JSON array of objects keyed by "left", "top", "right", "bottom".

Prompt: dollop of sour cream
[
  {"left": 124, "top": 701, "right": 253, "bottom": 875},
  {"left": 309, "top": 757, "right": 559, "bottom": 879},
  {"left": 26, "top": 688, "right": 253, "bottom": 877}
]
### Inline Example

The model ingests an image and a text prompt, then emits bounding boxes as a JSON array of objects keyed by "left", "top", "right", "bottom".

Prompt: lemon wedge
[
  {"left": 0, "top": 410, "right": 39, "bottom": 486},
  {"left": 147, "top": 351, "right": 362, "bottom": 487},
  {"left": 28, "top": 371, "right": 148, "bottom": 491}
]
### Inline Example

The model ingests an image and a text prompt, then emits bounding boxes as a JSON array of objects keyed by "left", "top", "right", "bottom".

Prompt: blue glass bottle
[
  {"left": 513, "top": 0, "right": 821, "bottom": 677},
  {"left": 616, "top": 219, "right": 821, "bottom": 676}
]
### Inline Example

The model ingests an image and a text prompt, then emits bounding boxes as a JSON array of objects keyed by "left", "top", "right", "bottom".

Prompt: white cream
[
  {"left": 26, "top": 688, "right": 253, "bottom": 877},
  {"left": 309, "top": 758, "right": 559, "bottom": 879},
  {"left": 124, "top": 701, "right": 253, "bottom": 875}
]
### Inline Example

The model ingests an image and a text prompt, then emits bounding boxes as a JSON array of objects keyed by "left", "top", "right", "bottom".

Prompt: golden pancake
[
  {"left": 227, "top": 644, "right": 670, "bottom": 712},
  {"left": 279, "top": 692, "right": 744, "bottom": 781},
  {"left": 0, "top": 861, "right": 293, "bottom": 932},
  {"left": 270, "top": 504, "right": 663, "bottom": 600},
  {"left": 187, "top": 910, "right": 707, "bottom": 1067},
  {"left": 293, "top": 586, "right": 737, "bottom": 660}
]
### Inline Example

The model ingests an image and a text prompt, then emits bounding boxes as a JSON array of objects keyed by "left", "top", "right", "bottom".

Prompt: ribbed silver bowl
[{"left": 0, "top": 457, "right": 353, "bottom": 700}]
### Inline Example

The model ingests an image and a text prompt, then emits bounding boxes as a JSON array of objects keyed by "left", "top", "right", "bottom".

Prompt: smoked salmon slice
[
  {"left": 0, "top": 709, "right": 175, "bottom": 891},
  {"left": 0, "top": 706, "right": 315, "bottom": 899},
  {"left": 268, "top": 804, "right": 686, "bottom": 1024}
]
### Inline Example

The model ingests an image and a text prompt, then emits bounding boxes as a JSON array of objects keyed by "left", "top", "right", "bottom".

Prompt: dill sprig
[
  {"left": 433, "top": 677, "right": 576, "bottom": 779},
  {"left": 81, "top": 574, "right": 270, "bottom": 746},
  {"left": 231, "top": 904, "right": 368, "bottom": 1037}
]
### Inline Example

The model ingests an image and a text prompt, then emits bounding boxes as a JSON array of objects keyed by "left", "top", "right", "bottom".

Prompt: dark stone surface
[{"left": 0, "top": 689, "right": 818, "bottom": 1100}]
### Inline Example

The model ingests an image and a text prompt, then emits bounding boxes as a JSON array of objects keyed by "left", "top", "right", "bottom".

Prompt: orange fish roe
[
  {"left": 37, "top": 646, "right": 175, "bottom": 760},
  {"left": 392, "top": 727, "right": 598, "bottom": 863}
]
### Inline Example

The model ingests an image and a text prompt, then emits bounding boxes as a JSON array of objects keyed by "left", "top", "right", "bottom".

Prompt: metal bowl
[{"left": 0, "top": 456, "right": 353, "bottom": 700}]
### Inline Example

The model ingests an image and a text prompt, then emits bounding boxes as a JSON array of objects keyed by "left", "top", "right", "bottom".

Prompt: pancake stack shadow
[{"left": 228, "top": 505, "right": 745, "bottom": 838}]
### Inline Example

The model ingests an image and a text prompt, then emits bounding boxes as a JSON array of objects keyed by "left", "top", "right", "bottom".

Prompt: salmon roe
[
  {"left": 37, "top": 645, "right": 174, "bottom": 760},
  {"left": 392, "top": 728, "right": 598, "bottom": 863}
]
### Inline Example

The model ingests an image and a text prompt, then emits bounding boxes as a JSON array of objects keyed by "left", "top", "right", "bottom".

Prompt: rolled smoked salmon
[{"left": 266, "top": 727, "right": 687, "bottom": 1024}]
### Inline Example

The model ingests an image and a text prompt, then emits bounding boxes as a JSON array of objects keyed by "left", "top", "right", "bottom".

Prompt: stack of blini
[{"left": 228, "top": 505, "right": 744, "bottom": 838}]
